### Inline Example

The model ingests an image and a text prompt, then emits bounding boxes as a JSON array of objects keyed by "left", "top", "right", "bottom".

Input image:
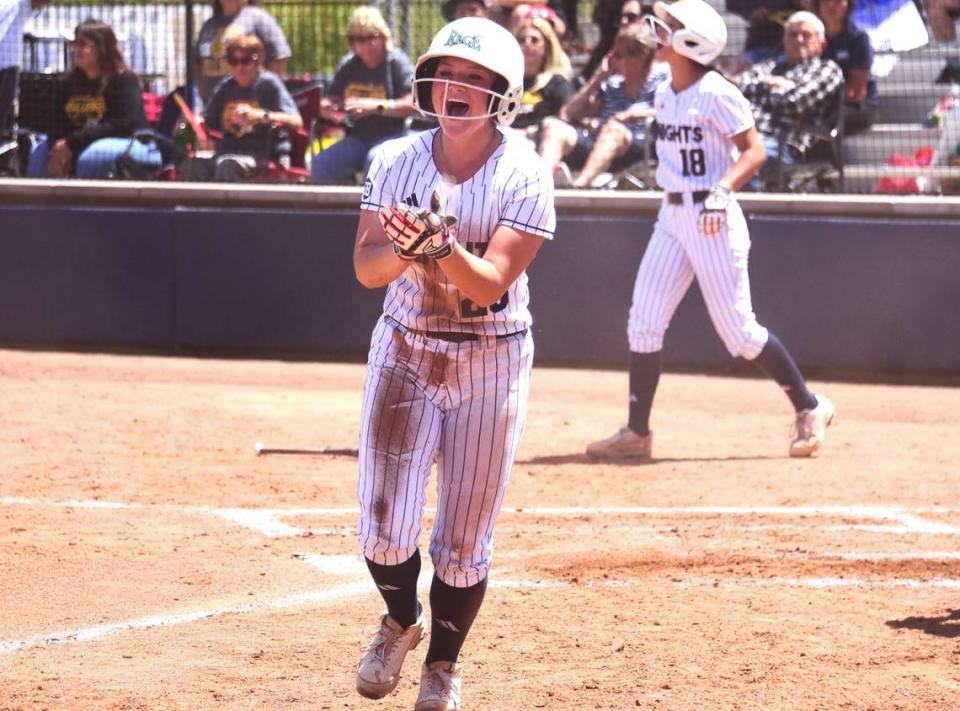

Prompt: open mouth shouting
[{"left": 445, "top": 98, "right": 471, "bottom": 117}]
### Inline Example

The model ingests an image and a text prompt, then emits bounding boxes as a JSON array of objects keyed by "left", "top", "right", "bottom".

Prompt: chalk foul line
[{"left": 4, "top": 572, "right": 960, "bottom": 655}]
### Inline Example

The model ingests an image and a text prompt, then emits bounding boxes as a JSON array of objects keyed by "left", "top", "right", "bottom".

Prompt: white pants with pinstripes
[
  {"left": 357, "top": 315, "right": 533, "bottom": 588},
  {"left": 628, "top": 196, "right": 769, "bottom": 359}
]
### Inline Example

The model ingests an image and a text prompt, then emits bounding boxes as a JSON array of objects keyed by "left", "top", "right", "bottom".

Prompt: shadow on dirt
[
  {"left": 517, "top": 454, "right": 781, "bottom": 465},
  {"left": 885, "top": 609, "right": 960, "bottom": 638}
]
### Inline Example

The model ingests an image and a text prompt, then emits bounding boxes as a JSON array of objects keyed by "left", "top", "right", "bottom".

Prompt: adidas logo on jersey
[{"left": 402, "top": 192, "right": 420, "bottom": 208}]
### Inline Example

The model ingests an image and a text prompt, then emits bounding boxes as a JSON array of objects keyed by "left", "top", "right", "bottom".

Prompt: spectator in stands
[
  {"left": 924, "top": 0, "right": 960, "bottom": 82},
  {"left": 727, "top": 0, "right": 813, "bottom": 64},
  {"left": 815, "top": 0, "right": 877, "bottom": 133},
  {"left": 1, "top": 0, "right": 46, "bottom": 140},
  {"left": 509, "top": 16, "right": 574, "bottom": 146},
  {"left": 538, "top": 23, "right": 666, "bottom": 188},
  {"left": 180, "top": 34, "right": 301, "bottom": 182},
  {"left": 581, "top": 0, "right": 653, "bottom": 82},
  {"left": 442, "top": 0, "right": 491, "bottom": 21},
  {"left": 503, "top": 1, "right": 569, "bottom": 39},
  {"left": 25, "top": 19, "right": 161, "bottom": 179},
  {"left": 738, "top": 11, "right": 844, "bottom": 188},
  {"left": 310, "top": 6, "right": 414, "bottom": 184},
  {"left": 196, "top": 0, "right": 291, "bottom": 105}
]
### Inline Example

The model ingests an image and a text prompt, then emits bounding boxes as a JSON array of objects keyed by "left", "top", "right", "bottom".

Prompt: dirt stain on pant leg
[
  {"left": 428, "top": 351, "right": 448, "bottom": 388},
  {"left": 372, "top": 497, "right": 389, "bottom": 525},
  {"left": 392, "top": 328, "right": 412, "bottom": 362}
]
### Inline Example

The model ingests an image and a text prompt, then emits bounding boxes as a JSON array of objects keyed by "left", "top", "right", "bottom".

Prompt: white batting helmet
[
  {"left": 650, "top": 0, "right": 727, "bottom": 65},
  {"left": 413, "top": 17, "right": 524, "bottom": 126}
]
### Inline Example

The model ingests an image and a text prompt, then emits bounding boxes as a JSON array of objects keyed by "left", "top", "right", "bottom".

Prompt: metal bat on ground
[{"left": 254, "top": 442, "right": 359, "bottom": 457}]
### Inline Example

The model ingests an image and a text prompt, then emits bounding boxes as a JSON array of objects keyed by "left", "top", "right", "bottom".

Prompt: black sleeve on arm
[{"left": 65, "top": 72, "right": 146, "bottom": 153}]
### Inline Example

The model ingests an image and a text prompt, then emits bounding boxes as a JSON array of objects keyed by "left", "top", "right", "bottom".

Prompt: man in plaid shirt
[{"left": 737, "top": 10, "right": 843, "bottom": 188}]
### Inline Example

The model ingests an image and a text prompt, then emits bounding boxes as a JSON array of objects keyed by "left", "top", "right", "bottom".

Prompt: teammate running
[
  {"left": 352, "top": 16, "right": 555, "bottom": 710},
  {"left": 587, "top": 0, "right": 834, "bottom": 460}
]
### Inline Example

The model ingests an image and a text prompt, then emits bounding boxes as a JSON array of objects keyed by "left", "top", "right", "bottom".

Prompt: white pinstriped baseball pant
[
  {"left": 357, "top": 316, "right": 533, "bottom": 588},
  {"left": 628, "top": 197, "right": 769, "bottom": 359}
]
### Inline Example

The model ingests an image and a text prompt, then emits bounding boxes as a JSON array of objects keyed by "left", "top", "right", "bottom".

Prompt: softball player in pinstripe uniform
[
  {"left": 587, "top": 0, "right": 834, "bottom": 460},
  {"left": 351, "top": 17, "right": 554, "bottom": 709}
]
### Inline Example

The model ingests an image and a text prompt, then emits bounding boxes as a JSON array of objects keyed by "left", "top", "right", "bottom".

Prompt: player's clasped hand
[
  {"left": 698, "top": 184, "right": 732, "bottom": 237},
  {"left": 379, "top": 203, "right": 457, "bottom": 260}
]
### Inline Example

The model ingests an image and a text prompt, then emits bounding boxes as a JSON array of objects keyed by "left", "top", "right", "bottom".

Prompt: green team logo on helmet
[{"left": 444, "top": 29, "right": 481, "bottom": 52}]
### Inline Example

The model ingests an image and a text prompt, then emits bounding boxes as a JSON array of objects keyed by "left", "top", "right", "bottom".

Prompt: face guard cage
[
  {"left": 414, "top": 76, "right": 504, "bottom": 121},
  {"left": 643, "top": 15, "right": 674, "bottom": 47}
]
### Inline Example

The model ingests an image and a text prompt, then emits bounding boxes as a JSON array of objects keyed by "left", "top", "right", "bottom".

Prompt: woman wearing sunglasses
[
  {"left": 25, "top": 18, "right": 161, "bottom": 179},
  {"left": 195, "top": 0, "right": 290, "bottom": 105},
  {"left": 180, "top": 33, "right": 301, "bottom": 182},
  {"left": 508, "top": 16, "right": 574, "bottom": 147},
  {"left": 538, "top": 23, "right": 667, "bottom": 188},
  {"left": 310, "top": 6, "right": 415, "bottom": 184}
]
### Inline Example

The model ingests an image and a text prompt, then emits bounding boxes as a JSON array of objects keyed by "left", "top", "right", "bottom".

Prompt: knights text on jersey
[
  {"left": 361, "top": 128, "right": 556, "bottom": 336},
  {"left": 653, "top": 71, "right": 755, "bottom": 192}
]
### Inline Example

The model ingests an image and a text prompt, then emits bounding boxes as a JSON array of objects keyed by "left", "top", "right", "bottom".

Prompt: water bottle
[{"left": 173, "top": 119, "right": 198, "bottom": 157}]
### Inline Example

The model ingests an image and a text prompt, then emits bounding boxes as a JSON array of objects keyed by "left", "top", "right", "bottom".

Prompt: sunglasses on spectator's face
[
  {"left": 70, "top": 38, "right": 94, "bottom": 49},
  {"left": 349, "top": 34, "right": 382, "bottom": 44},
  {"left": 227, "top": 54, "right": 256, "bottom": 66},
  {"left": 519, "top": 34, "right": 544, "bottom": 46}
]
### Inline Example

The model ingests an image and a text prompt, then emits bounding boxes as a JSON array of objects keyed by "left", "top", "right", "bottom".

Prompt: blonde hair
[
  {"left": 346, "top": 6, "right": 393, "bottom": 50},
  {"left": 514, "top": 17, "right": 572, "bottom": 92}
]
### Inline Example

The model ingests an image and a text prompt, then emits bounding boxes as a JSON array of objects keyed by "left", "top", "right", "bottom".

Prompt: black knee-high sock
[
  {"left": 752, "top": 332, "right": 817, "bottom": 412},
  {"left": 365, "top": 551, "right": 422, "bottom": 628},
  {"left": 628, "top": 350, "right": 661, "bottom": 436},
  {"left": 424, "top": 575, "right": 487, "bottom": 665}
]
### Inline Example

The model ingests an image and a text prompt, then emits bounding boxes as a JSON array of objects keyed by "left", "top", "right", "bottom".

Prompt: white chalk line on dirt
[
  {"left": 5, "top": 497, "right": 960, "bottom": 537},
  {"left": 830, "top": 551, "right": 960, "bottom": 561},
  {"left": 0, "top": 581, "right": 368, "bottom": 655},
  {"left": 4, "top": 565, "right": 960, "bottom": 656},
  {"left": 0, "top": 574, "right": 563, "bottom": 656}
]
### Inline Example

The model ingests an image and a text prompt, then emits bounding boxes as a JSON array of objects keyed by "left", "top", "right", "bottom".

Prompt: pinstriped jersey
[
  {"left": 653, "top": 71, "right": 754, "bottom": 192},
  {"left": 361, "top": 127, "right": 555, "bottom": 336}
]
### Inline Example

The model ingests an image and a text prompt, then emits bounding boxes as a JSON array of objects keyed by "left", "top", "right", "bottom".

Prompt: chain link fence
[{"left": 4, "top": 0, "right": 960, "bottom": 192}]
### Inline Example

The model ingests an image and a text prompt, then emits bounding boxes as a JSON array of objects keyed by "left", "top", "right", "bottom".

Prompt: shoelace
[
  {"left": 361, "top": 622, "right": 398, "bottom": 663},
  {"left": 423, "top": 665, "right": 456, "bottom": 699}
]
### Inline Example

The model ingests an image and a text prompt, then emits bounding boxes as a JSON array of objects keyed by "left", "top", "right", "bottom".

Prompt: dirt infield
[{"left": 1, "top": 348, "right": 958, "bottom": 710}]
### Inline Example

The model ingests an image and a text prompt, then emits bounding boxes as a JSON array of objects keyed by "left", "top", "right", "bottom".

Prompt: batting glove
[
  {"left": 379, "top": 203, "right": 457, "bottom": 260},
  {"left": 698, "top": 184, "right": 732, "bottom": 237}
]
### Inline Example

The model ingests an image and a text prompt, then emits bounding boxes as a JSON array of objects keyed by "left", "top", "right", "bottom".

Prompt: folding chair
[{"left": 262, "top": 81, "right": 324, "bottom": 183}]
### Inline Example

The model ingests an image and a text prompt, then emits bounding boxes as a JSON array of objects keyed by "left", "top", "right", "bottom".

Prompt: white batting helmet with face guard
[
  {"left": 649, "top": 0, "right": 727, "bottom": 65},
  {"left": 413, "top": 17, "right": 524, "bottom": 126}
]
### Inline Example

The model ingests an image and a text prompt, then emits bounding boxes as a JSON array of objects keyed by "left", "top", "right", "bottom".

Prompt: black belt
[
  {"left": 422, "top": 329, "right": 527, "bottom": 343},
  {"left": 666, "top": 190, "right": 709, "bottom": 205}
]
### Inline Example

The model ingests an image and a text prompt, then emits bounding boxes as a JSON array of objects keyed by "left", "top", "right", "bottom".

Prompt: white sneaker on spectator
[
  {"left": 789, "top": 394, "right": 835, "bottom": 457},
  {"left": 355, "top": 612, "right": 425, "bottom": 699},
  {"left": 415, "top": 660, "right": 462, "bottom": 710}
]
